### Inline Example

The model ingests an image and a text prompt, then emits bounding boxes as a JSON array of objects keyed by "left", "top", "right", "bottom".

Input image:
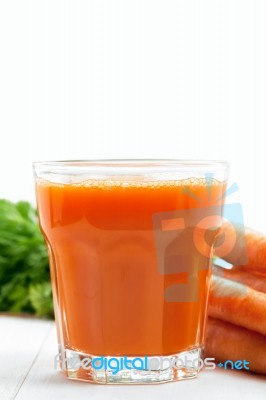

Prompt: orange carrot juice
[{"left": 34, "top": 160, "right": 228, "bottom": 383}]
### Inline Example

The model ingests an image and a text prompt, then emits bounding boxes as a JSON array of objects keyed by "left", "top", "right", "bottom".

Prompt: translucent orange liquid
[{"left": 36, "top": 179, "right": 224, "bottom": 356}]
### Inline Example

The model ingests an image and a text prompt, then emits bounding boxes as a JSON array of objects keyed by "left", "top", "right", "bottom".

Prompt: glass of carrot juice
[{"left": 33, "top": 160, "right": 228, "bottom": 384}]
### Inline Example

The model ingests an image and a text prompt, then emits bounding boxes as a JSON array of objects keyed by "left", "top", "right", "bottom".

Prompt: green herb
[{"left": 0, "top": 199, "right": 53, "bottom": 318}]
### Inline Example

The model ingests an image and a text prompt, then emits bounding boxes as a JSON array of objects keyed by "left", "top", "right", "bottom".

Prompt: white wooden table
[{"left": 0, "top": 316, "right": 265, "bottom": 400}]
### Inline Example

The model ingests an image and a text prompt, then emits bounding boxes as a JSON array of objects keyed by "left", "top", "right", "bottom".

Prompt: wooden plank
[
  {"left": 0, "top": 316, "right": 53, "bottom": 400},
  {"left": 16, "top": 321, "right": 266, "bottom": 400}
]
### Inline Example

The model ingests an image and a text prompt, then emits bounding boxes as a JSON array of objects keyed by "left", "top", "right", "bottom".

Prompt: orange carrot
[
  {"left": 212, "top": 265, "right": 266, "bottom": 294},
  {"left": 214, "top": 222, "right": 266, "bottom": 273},
  {"left": 208, "top": 275, "right": 266, "bottom": 336},
  {"left": 238, "top": 266, "right": 266, "bottom": 277},
  {"left": 205, "top": 318, "right": 266, "bottom": 374}
]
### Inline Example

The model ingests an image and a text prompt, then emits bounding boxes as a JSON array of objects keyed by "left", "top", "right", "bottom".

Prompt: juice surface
[{"left": 36, "top": 178, "right": 225, "bottom": 356}]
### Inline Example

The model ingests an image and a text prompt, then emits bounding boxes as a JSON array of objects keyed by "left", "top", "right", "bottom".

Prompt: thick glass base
[{"left": 56, "top": 347, "right": 202, "bottom": 384}]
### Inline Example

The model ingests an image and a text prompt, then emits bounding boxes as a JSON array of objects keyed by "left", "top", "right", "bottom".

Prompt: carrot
[
  {"left": 208, "top": 275, "right": 266, "bottom": 336},
  {"left": 212, "top": 265, "right": 266, "bottom": 294},
  {"left": 205, "top": 317, "right": 266, "bottom": 374},
  {"left": 214, "top": 222, "right": 266, "bottom": 273},
  {"left": 238, "top": 266, "right": 266, "bottom": 277}
]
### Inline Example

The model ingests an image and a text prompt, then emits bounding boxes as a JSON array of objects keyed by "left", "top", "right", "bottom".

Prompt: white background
[{"left": 0, "top": 0, "right": 266, "bottom": 231}]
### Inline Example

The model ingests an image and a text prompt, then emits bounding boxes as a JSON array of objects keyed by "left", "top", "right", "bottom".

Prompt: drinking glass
[{"left": 33, "top": 160, "right": 229, "bottom": 384}]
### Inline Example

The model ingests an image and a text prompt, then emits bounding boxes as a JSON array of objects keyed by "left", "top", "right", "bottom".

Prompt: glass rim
[
  {"left": 33, "top": 159, "right": 229, "bottom": 171},
  {"left": 33, "top": 159, "right": 229, "bottom": 183}
]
